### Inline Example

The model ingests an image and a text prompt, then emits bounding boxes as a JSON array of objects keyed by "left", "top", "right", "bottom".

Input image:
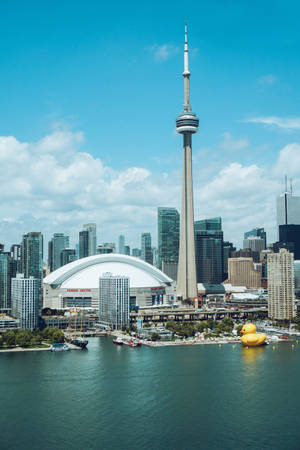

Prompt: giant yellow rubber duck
[{"left": 240, "top": 323, "right": 266, "bottom": 347}]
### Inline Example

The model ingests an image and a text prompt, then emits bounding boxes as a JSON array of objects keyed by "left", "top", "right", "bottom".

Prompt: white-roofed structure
[{"left": 43, "top": 254, "right": 173, "bottom": 310}]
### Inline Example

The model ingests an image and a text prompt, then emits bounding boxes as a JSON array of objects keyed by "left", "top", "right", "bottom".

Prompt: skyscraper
[
  {"left": 157, "top": 207, "right": 180, "bottom": 270},
  {"left": 83, "top": 223, "right": 97, "bottom": 256},
  {"left": 277, "top": 192, "right": 300, "bottom": 229},
  {"left": 21, "top": 232, "right": 43, "bottom": 312},
  {"left": 11, "top": 274, "right": 39, "bottom": 330},
  {"left": 227, "top": 257, "right": 261, "bottom": 289},
  {"left": 60, "top": 248, "right": 77, "bottom": 266},
  {"left": 176, "top": 23, "right": 199, "bottom": 300},
  {"left": 118, "top": 235, "right": 125, "bottom": 254},
  {"left": 268, "top": 249, "right": 295, "bottom": 320},
  {"left": 99, "top": 272, "right": 129, "bottom": 330},
  {"left": 194, "top": 218, "right": 224, "bottom": 284},
  {"left": 244, "top": 228, "right": 266, "bottom": 249},
  {"left": 278, "top": 224, "right": 300, "bottom": 260},
  {"left": 223, "top": 241, "right": 236, "bottom": 280},
  {"left": 0, "top": 246, "right": 16, "bottom": 312},
  {"left": 141, "top": 233, "right": 153, "bottom": 265},
  {"left": 48, "top": 233, "right": 70, "bottom": 271},
  {"left": 243, "top": 236, "right": 265, "bottom": 253},
  {"left": 79, "top": 230, "right": 89, "bottom": 259}
]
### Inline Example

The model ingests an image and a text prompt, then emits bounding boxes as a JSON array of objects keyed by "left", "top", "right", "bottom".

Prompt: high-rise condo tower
[{"left": 176, "top": 23, "right": 199, "bottom": 300}]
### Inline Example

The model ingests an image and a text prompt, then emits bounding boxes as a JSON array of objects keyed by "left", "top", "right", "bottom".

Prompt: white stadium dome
[{"left": 44, "top": 253, "right": 172, "bottom": 289}]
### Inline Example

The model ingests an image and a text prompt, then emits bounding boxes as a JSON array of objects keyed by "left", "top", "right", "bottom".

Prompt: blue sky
[{"left": 1, "top": 0, "right": 300, "bottom": 251}]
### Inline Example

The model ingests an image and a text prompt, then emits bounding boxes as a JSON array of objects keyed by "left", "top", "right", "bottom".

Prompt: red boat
[
  {"left": 129, "top": 339, "right": 142, "bottom": 347},
  {"left": 113, "top": 337, "right": 123, "bottom": 345}
]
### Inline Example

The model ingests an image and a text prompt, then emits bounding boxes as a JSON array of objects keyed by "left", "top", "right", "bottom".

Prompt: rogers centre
[{"left": 43, "top": 254, "right": 173, "bottom": 309}]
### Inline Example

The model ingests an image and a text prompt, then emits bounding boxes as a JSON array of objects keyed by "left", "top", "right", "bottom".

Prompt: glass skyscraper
[
  {"left": 244, "top": 228, "right": 266, "bottom": 249},
  {"left": 79, "top": 230, "right": 89, "bottom": 259},
  {"left": 21, "top": 232, "right": 43, "bottom": 313},
  {"left": 48, "top": 233, "right": 70, "bottom": 271},
  {"left": 157, "top": 207, "right": 180, "bottom": 270},
  {"left": 141, "top": 233, "right": 153, "bottom": 265},
  {"left": 194, "top": 217, "right": 224, "bottom": 284}
]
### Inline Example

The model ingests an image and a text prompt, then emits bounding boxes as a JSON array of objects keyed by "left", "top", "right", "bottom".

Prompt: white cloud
[
  {"left": 257, "top": 74, "right": 277, "bottom": 85},
  {"left": 245, "top": 116, "right": 300, "bottom": 130},
  {"left": 220, "top": 132, "right": 249, "bottom": 151},
  {"left": 149, "top": 44, "right": 179, "bottom": 62},
  {"left": 1, "top": 128, "right": 300, "bottom": 250}
]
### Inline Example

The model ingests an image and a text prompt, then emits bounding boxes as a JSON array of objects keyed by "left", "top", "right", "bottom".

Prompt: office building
[
  {"left": 99, "top": 272, "right": 129, "bottom": 329},
  {"left": 141, "top": 233, "right": 153, "bottom": 265},
  {"left": 231, "top": 248, "right": 260, "bottom": 263},
  {"left": 118, "top": 235, "right": 125, "bottom": 254},
  {"left": 294, "top": 261, "right": 300, "bottom": 294},
  {"left": 97, "top": 243, "right": 114, "bottom": 254},
  {"left": 60, "top": 248, "right": 76, "bottom": 266},
  {"left": 278, "top": 224, "right": 300, "bottom": 260},
  {"left": 267, "top": 249, "right": 295, "bottom": 320},
  {"left": 79, "top": 230, "right": 89, "bottom": 259},
  {"left": 10, "top": 244, "right": 21, "bottom": 273},
  {"left": 11, "top": 274, "right": 39, "bottom": 330},
  {"left": 227, "top": 257, "right": 261, "bottom": 289},
  {"left": 157, "top": 207, "right": 180, "bottom": 270},
  {"left": 48, "top": 233, "right": 70, "bottom": 271},
  {"left": 132, "top": 248, "right": 141, "bottom": 258},
  {"left": 21, "top": 232, "right": 43, "bottom": 311},
  {"left": 243, "top": 236, "right": 265, "bottom": 253},
  {"left": 277, "top": 192, "right": 300, "bottom": 228},
  {"left": 194, "top": 218, "right": 224, "bottom": 284},
  {"left": 124, "top": 245, "right": 130, "bottom": 256},
  {"left": 83, "top": 223, "right": 97, "bottom": 256},
  {"left": 176, "top": 23, "right": 198, "bottom": 300},
  {"left": 244, "top": 228, "right": 267, "bottom": 249},
  {"left": 0, "top": 247, "right": 16, "bottom": 312},
  {"left": 223, "top": 241, "right": 236, "bottom": 279}
]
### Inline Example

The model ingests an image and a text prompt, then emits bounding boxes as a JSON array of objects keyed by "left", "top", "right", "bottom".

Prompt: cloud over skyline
[{"left": 245, "top": 116, "right": 300, "bottom": 130}]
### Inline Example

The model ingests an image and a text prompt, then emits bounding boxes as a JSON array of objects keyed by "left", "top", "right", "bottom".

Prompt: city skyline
[{"left": 1, "top": 3, "right": 300, "bottom": 249}]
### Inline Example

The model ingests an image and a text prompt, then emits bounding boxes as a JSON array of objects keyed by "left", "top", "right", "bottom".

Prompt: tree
[
  {"left": 3, "top": 330, "right": 16, "bottom": 347},
  {"left": 50, "top": 329, "right": 65, "bottom": 343},
  {"left": 15, "top": 330, "right": 32, "bottom": 348},
  {"left": 150, "top": 332, "right": 161, "bottom": 341}
]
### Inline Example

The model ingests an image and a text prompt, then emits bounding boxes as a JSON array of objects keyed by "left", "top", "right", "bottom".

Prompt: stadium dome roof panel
[{"left": 43, "top": 254, "right": 172, "bottom": 289}]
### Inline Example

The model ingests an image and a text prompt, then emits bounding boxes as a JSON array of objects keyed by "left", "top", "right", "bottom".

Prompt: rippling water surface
[{"left": 1, "top": 338, "right": 300, "bottom": 450}]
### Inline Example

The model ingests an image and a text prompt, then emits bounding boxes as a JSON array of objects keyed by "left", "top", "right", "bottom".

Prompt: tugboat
[{"left": 113, "top": 337, "right": 124, "bottom": 345}]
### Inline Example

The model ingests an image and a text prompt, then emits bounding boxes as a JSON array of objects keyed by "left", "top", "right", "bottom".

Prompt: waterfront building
[
  {"left": 278, "top": 224, "right": 300, "bottom": 260},
  {"left": 267, "top": 249, "right": 295, "bottom": 320},
  {"left": 43, "top": 254, "right": 172, "bottom": 309},
  {"left": 118, "top": 235, "right": 125, "bottom": 254},
  {"left": 157, "top": 207, "right": 180, "bottom": 270},
  {"left": 99, "top": 272, "right": 130, "bottom": 330},
  {"left": 223, "top": 241, "right": 236, "bottom": 280},
  {"left": 0, "top": 247, "right": 16, "bottom": 312},
  {"left": 21, "top": 232, "right": 43, "bottom": 311},
  {"left": 244, "top": 228, "right": 267, "bottom": 249},
  {"left": 83, "top": 223, "right": 97, "bottom": 256},
  {"left": 243, "top": 236, "right": 265, "bottom": 253},
  {"left": 194, "top": 218, "right": 224, "bottom": 284},
  {"left": 176, "top": 23, "right": 199, "bottom": 301},
  {"left": 48, "top": 233, "right": 70, "bottom": 272},
  {"left": 11, "top": 274, "right": 39, "bottom": 330},
  {"left": 60, "top": 248, "right": 76, "bottom": 266},
  {"left": 294, "top": 261, "right": 300, "bottom": 294},
  {"left": 79, "top": 230, "right": 89, "bottom": 259},
  {"left": 141, "top": 233, "right": 153, "bottom": 265},
  {"left": 227, "top": 257, "right": 261, "bottom": 289}
]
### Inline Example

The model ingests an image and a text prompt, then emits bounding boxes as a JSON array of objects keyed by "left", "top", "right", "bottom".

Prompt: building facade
[
  {"left": 267, "top": 249, "right": 295, "bottom": 320},
  {"left": 244, "top": 228, "right": 267, "bottom": 249},
  {"left": 0, "top": 248, "right": 16, "bottom": 312},
  {"left": 83, "top": 223, "right": 97, "bottom": 256},
  {"left": 99, "top": 273, "right": 129, "bottom": 330},
  {"left": 141, "top": 233, "right": 153, "bottom": 265},
  {"left": 48, "top": 233, "right": 70, "bottom": 272},
  {"left": 157, "top": 207, "right": 180, "bottom": 270},
  {"left": 278, "top": 224, "right": 300, "bottom": 260},
  {"left": 227, "top": 257, "right": 261, "bottom": 289},
  {"left": 194, "top": 218, "right": 224, "bottom": 284},
  {"left": 79, "top": 230, "right": 89, "bottom": 259},
  {"left": 60, "top": 248, "right": 77, "bottom": 266},
  {"left": 21, "top": 232, "right": 43, "bottom": 312},
  {"left": 11, "top": 274, "right": 39, "bottom": 330},
  {"left": 277, "top": 193, "right": 300, "bottom": 229},
  {"left": 243, "top": 236, "right": 265, "bottom": 253},
  {"left": 118, "top": 235, "right": 125, "bottom": 254}
]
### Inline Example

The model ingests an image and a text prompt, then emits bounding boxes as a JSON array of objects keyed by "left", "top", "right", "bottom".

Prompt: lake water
[{"left": 1, "top": 337, "right": 300, "bottom": 450}]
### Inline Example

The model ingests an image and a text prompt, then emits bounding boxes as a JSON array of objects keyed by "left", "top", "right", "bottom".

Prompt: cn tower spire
[{"left": 176, "top": 23, "right": 199, "bottom": 302}]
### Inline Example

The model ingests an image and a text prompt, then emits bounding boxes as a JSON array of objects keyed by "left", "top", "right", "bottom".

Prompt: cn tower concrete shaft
[
  {"left": 176, "top": 23, "right": 198, "bottom": 301},
  {"left": 177, "top": 135, "right": 197, "bottom": 300}
]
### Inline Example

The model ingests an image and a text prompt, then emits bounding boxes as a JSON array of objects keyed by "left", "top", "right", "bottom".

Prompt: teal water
[{"left": 1, "top": 338, "right": 300, "bottom": 450}]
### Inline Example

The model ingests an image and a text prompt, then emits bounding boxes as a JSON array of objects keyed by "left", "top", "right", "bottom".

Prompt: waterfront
[{"left": 1, "top": 337, "right": 300, "bottom": 450}]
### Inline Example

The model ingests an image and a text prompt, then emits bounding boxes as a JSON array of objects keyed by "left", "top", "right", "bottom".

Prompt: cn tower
[{"left": 176, "top": 22, "right": 198, "bottom": 301}]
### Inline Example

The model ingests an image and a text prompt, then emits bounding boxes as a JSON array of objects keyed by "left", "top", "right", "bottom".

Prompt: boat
[
  {"left": 129, "top": 339, "right": 142, "bottom": 347},
  {"left": 51, "top": 343, "right": 70, "bottom": 352},
  {"left": 70, "top": 338, "right": 88, "bottom": 349},
  {"left": 113, "top": 337, "right": 124, "bottom": 345}
]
